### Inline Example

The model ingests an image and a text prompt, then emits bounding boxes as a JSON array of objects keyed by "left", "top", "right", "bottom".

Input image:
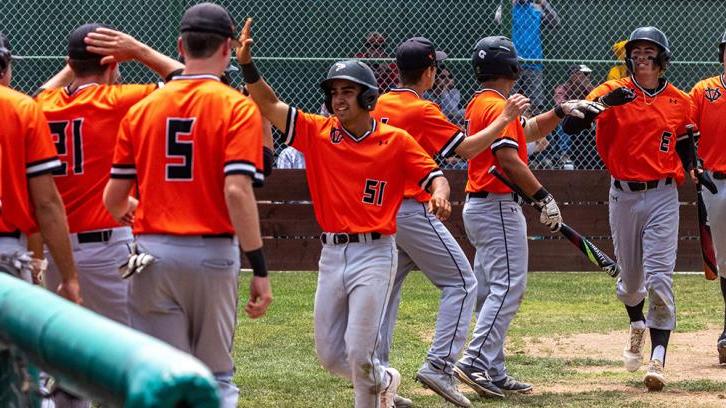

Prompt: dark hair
[
  {"left": 68, "top": 58, "right": 106, "bottom": 77},
  {"left": 181, "top": 32, "right": 226, "bottom": 59},
  {"left": 398, "top": 66, "right": 430, "bottom": 85}
]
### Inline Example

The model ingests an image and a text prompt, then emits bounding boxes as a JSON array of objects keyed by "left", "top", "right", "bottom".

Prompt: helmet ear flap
[
  {"left": 0, "top": 48, "right": 9, "bottom": 79},
  {"left": 357, "top": 88, "right": 379, "bottom": 111}
]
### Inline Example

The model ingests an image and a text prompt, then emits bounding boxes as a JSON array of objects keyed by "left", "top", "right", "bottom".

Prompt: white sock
[
  {"left": 651, "top": 345, "right": 665, "bottom": 362},
  {"left": 631, "top": 320, "right": 646, "bottom": 330}
]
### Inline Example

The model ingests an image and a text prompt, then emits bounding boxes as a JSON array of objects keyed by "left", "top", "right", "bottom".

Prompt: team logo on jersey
[
  {"left": 704, "top": 87, "right": 722, "bottom": 102},
  {"left": 330, "top": 128, "right": 343, "bottom": 144}
]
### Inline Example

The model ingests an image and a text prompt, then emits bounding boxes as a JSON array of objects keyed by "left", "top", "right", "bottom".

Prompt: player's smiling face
[
  {"left": 329, "top": 79, "right": 366, "bottom": 123},
  {"left": 629, "top": 41, "right": 660, "bottom": 75}
]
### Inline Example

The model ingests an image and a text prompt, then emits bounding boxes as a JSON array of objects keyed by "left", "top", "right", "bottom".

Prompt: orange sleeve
[
  {"left": 22, "top": 98, "right": 62, "bottom": 177},
  {"left": 115, "top": 84, "right": 158, "bottom": 111},
  {"left": 282, "top": 107, "right": 324, "bottom": 154},
  {"left": 110, "top": 114, "right": 137, "bottom": 179},
  {"left": 586, "top": 82, "right": 615, "bottom": 101},
  {"left": 689, "top": 83, "right": 704, "bottom": 127},
  {"left": 421, "top": 103, "right": 465, "bottom": 158},
  {"left": 487, "top": 101, "right": 521, "bottom": 154},
  {"left": 675, "top": 92, "right": 698, "bottom": 139},
  {"left": 399, "top": 131, "right": 443, "bottom": 193},
  {"left": 224, "top": 98, "right": 264, "bottom": 186}
]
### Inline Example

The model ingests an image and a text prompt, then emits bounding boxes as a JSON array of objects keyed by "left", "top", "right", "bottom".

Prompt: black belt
[
  {"left": 0, "top": 230, "right": 21, "bottom": 238},
  {"left": 202, "top": 233, "right": 234, "bottom": 239},
  {"left": 467, "top": 192, "right": 520, "bottom": 202},
  {"left": 713, "top": 171, "right": 726, "bottom": 180},
  {"left": 77, "top": 230, "right": 113, "bottom": 244},
  {"left": 320, "top": 232, "right": 382, "bottom": 245},
  {"left": 613, "top": 177, "right": 672, "bottom": 192}
]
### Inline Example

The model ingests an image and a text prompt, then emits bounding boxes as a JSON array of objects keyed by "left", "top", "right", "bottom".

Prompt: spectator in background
[
  {"left": 511, "top": 0, "right": 558, "bottom": 113},
  {"left": 276, "top": 146, "right": 305, "bottom": 169},
  {"left": 426, "top": 66, "right": 465, "bottom": 126},
  {"left": 607, "top": 40, "right": 628, "bottom": 81},
  {"left": 354, "top": 31, "right": 397, "bottom": 91},
  {"left": 548, "top": 64, "right": 594, "bottom": 168}
]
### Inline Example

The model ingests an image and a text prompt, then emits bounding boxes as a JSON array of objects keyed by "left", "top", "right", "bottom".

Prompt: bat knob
[{"left": 608, "top": 265, "right": 621, "bottom": 278}]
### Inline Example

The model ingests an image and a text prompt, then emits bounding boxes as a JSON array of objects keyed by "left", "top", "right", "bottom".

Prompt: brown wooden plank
[
  {"left": 263, "top": 238, "right": 322, "bottom": 270},
  {"left": 256, "top": 169, "right": 310, "bottom": 201}
]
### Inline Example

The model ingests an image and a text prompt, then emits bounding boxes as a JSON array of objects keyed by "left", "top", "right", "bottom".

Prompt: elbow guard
[
  {"left": 263, "top": 146, "right": 274, "bottom": 177},
  {"left": 675, "top": 138, "right": 694, "bottom": 172}
]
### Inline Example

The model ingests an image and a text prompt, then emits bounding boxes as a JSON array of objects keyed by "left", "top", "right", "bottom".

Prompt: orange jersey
[
  {"left": 371, "top": 88, "right": 464, "bottom": 202},
  {"left": 111, "top": 74, "right": 264, "bottom": 235},
  {"left": 465, "top": 89, "right": 527, "bottom": 194},
  {"left": 0, "top": 85, "right": 61, "bottom": 234},
  {"left": 36, "top": 83, "right": 157, "bottom": 233},
  {"left": 690, "top": 74, "right": 726, "bottom": 172},
  {"left": 588, "top": 77, "right": 694, "bottom": 184},
  {"left": 284, "top": 107, "right": 442, "bottom": 234}
]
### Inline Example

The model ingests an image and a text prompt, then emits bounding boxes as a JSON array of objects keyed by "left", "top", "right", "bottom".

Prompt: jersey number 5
[
  {"left": 49, "top": 119, "right": 84, "bottom": 176},
  {"left": 166, "top": 118, "right": 196, "bottom": 180},
  {"left": 362, "top": 179, "right": 387, "bottom": 206}
]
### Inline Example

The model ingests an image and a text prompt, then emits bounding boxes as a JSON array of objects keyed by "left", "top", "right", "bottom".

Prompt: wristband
[
  {"left": 244, "top": 248, "right": 268, "bottom": 277},
  {"left": 241, "top": 62, "right": 261, "bottom": 84},
  {"left": 532, "top": 187, "right": 550, "bottom": 201},
  {"left": 554, "top": 104, "right": 565, "bottom": 119}
]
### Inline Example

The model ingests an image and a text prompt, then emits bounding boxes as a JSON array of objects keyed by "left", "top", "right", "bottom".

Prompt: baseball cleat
[
  {"left": 718, "top": 335, "right": 726, "bottom": 365},
  {"left": 644, "top": 359, "right": 666, "bottom": 391},
  {"left": 415, "top": 363, "right": 471, "bottom": 407},
  {"left": 623, "top": 325, "right": 646, "bottom": 372},
  {"left": 493, "top": 375, "right": 533, "bottom": 394},
  {"left": 380, "top": 367, "right": 401, "bottom": 408},
  {"left": 393, "top": 394, "right": 413, "bottom": 408},
  {"left": 453, "top": 363, "right": 504, "bottom": 399}
]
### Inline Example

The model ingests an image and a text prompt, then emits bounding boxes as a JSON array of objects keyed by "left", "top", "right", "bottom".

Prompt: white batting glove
[
  {"left": 119, "top": 242, "right": 156, "bottom": 279},
  {"left": 559, "top": 100, "right": 605, "bottom": 119},
  {"left": 537, "top": 194, "right": 563, "bottom": 232}
]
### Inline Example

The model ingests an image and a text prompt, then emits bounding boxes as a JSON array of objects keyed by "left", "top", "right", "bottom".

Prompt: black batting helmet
[
  {"left": 624, "top": 26, "right": 671, "bottom": 72},
  {"left": 320, "top": 60, "right": 380, "bottom": 112},
  {"left": 0, "top": 32, "right": 12, "bottom": 79},
  {"left": 719, "top": 30, "right": 726, "bottom": 63},
  {"left": 471, "top": 36, "right": 520, "bottom": 82}
]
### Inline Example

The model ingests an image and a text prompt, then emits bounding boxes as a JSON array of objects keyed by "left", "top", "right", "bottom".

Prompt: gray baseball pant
[
  {"left": 314, "top": 234, "right": 396, "bottom": 408},
  {"left": 0, "top": 235, "right": 30, "bottom": 282},
  {"left": 458, "top": 194, "right": 528, "bottom": 382},
  {"left": 129, "top": 235, "right": 240, "bottom": 408},
  {"left": 378, "top": 199, "right": 477, "bottom": 375},
  {"left": 45, "top": 227, "right": 132, "bottom": 325},
  {"left": 703, "top": 171, "right": 726, "bottom": 278},
  {"left": 610, "top": 179, "right": 678, "bottom": 330}
]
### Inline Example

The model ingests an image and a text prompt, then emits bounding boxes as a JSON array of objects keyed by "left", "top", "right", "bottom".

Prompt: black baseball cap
[
  {"left": 180, "top": 2, "right": 239, "bottom": 45},
  {"left": 0, "top": 32, "right": 21, "bottom": 60},
  {"left": 395, "top": 37, "right": 447, "bottom": 70},
  {"left": 68, "top": 23, "right": 110, "bottom": 60}
]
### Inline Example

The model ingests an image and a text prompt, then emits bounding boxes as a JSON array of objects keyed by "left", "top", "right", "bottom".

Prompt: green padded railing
[{"left": 0, "top": 272, "right": 220, "bottom": 407}]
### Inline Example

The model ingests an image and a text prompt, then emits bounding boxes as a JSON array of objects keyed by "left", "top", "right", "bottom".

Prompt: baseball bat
[
  {"left": 488, "top": 166, "right": 620, "bottom": 278},
  {"left": 686, "top": 124, "right": 718, "bottom": 280}
]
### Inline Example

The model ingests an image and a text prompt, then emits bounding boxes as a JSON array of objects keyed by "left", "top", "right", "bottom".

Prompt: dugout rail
[
  {"left": 258, "top": 170, "right": 704, "bottom": 272},
  {"left": 0, "top": 272, "right": 219, "bottom": 408}
]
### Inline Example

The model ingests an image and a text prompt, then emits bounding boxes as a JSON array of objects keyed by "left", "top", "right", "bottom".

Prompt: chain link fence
[{"left": 1, "top": 0, "right": 724, "bottom": 169}]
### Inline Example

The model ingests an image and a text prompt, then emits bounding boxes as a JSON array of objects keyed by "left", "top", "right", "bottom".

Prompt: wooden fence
[{"left": 257, "top": 170, "right": 703, "bottom": 272}]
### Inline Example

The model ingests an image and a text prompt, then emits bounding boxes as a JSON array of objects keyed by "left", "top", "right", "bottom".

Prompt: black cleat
[{"left": 453, "top": 363, "right": 504, "bottom": 399}]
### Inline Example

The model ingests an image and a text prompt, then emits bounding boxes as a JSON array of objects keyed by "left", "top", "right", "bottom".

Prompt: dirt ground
[{"left": 521, "top": 327, "right": 726, "bottom": 407}]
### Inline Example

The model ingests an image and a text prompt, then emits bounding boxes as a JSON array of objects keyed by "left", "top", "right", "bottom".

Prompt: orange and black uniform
[
  {"left": 0, "top": 85, "right": 61, "bottom": 237},
  {"left": 371, "top": 87, "right": 464, "bottom": 201},
  {"left": 690, "top": 74, "right": 726, "bottom": 281},
  {"left": 36, "top": 83, "right": 157, "bottom": 233}
]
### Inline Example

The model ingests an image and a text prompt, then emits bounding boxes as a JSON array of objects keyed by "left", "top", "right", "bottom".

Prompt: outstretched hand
[
  {"left": 598, "top": 87, "right": 636, "bottom": 108},
  {"left": 235, "top": 18, "right": 255, "bottom": 65},
  {"left": 502, "top": 93, "right": 531, "bottom": 122},
  {"left": 84, "top": 28, "right": 145, "bottom": 65}
]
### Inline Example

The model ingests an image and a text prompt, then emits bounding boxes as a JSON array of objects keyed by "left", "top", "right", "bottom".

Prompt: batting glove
[
  {"left": 596, "top": 87, "right": 636, "bottom": 107},
  {"left": 119, "top": 242, "right": 156, "bottom": 279},
  {"left": 558, "top": 100, "right": 605, "bottom": 119},
  {"left": 537, "top": 194, "right": 563, "bottom": 232}
]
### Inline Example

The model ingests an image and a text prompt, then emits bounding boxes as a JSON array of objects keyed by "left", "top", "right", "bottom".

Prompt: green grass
[{"left": 233, "top": 272, "right": 724, "bottom": 407}]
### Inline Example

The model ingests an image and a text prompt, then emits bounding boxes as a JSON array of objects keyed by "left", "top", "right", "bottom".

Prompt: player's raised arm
[
  {"left": 38, "top": 64, "right": 73, "bottom": 91},
  {"left": 84, "top": 27, "right": 184, "bottom": 79},
  {"left": 235, "top": 18, "right": 290, "bottom": 132}
]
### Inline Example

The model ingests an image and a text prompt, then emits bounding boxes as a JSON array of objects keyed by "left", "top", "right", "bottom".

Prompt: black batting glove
[{"left": 597, "top": 87, "right": 636, "bottom": 108}]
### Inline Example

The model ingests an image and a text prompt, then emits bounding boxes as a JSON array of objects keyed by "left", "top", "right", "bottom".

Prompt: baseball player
[
  {"left": 370, "top": 36, "right": 529, "bottom": 408},
  {"left": 33, "top": 24, "right": 182, "bottom": 408},
  {"left": 564, "top": 27, "right": 695, "bottom": 391},
  {"left": 238, "top": 20, "right": 450, "bottom": 408},
  {"left": 0, "top": 31, "right": 81, "bottom": 303},
  {"left": 103, "top": 4, "right": 270, "bottom": 407},
  {"left": 690, "top": 30, "right": 726, "bottom": 365},
  {"left": 453, "top": 36, "right": 601, "bottom": 398}
]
